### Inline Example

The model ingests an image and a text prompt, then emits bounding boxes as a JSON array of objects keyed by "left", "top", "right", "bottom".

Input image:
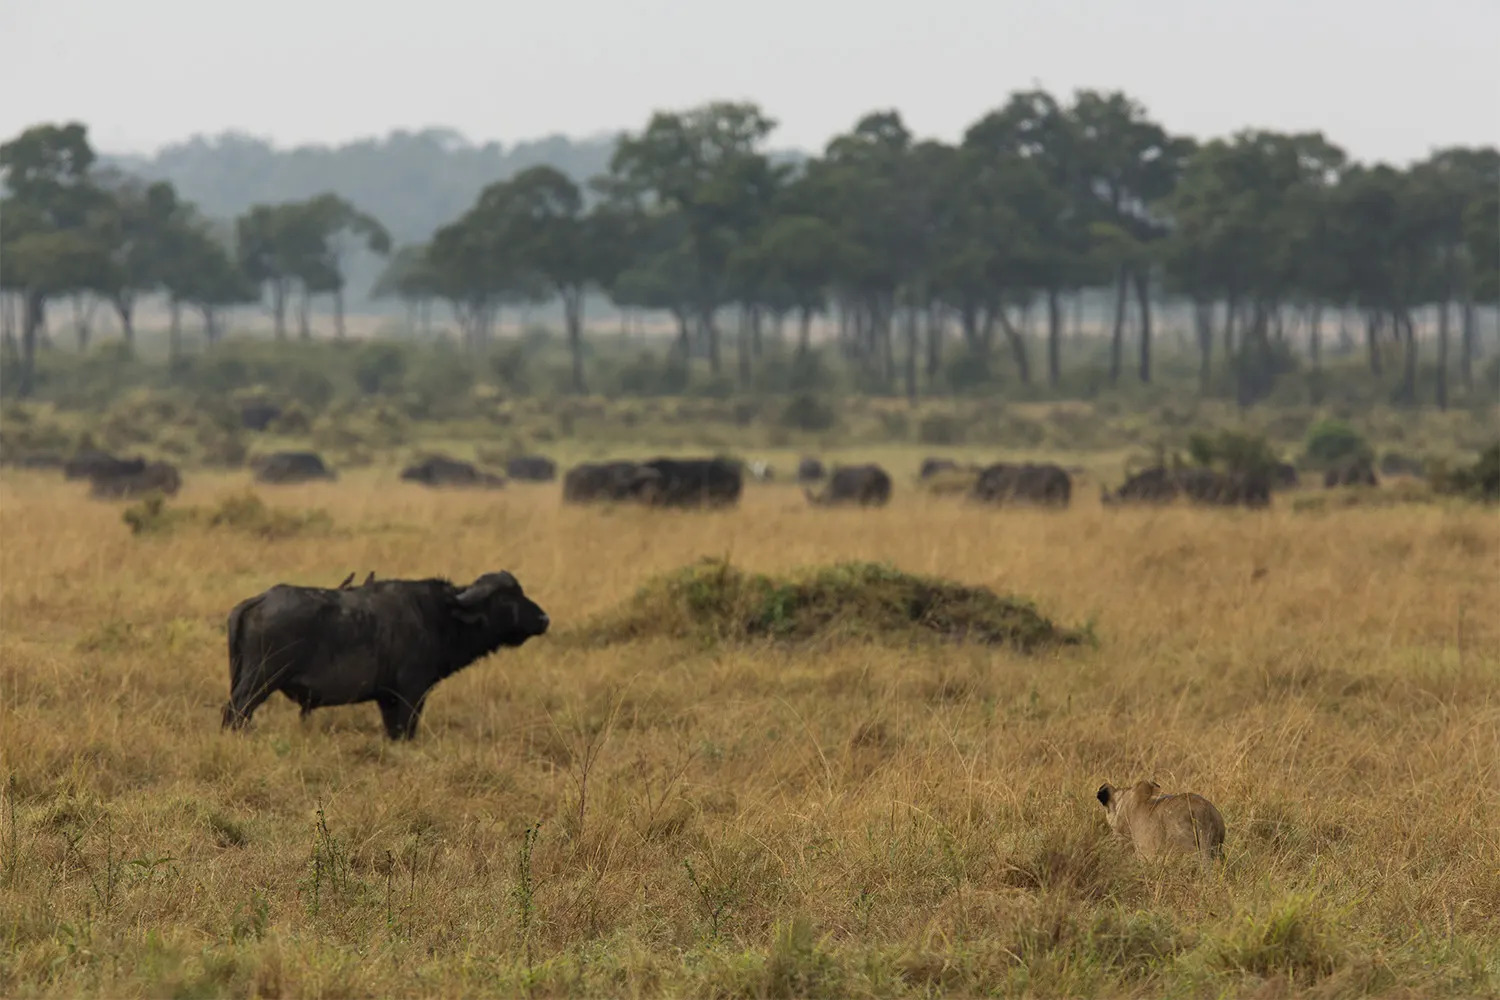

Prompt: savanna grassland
[{"left": 1, "top": 466, "right": 1497, "bottom": 999}]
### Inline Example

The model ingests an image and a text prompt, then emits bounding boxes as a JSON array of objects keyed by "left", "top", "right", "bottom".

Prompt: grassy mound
[
  {"left": 585, "top": 557, "right": 1090, "bottom": 651},
  {"left": 123, "top": 490, "right": 333, "bottom": 539}
]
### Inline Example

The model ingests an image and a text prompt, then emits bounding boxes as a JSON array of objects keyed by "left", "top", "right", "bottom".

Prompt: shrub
[
  {"left": 1302, "top": 419, "right": 1371, "bottom": 469},
  {"left": 780, "top": 394, "right": 838, "bottom": 432}
]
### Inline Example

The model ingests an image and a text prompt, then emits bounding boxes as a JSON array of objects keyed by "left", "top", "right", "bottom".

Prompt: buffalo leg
[
  {"left": 221, "top": 674, "right": 278, "bottom": 730},
  {"left": 377, "top": 692, "right": 428, "bottom": 741}
]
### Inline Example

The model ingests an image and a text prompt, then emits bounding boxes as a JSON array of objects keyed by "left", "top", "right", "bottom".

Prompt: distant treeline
[{"left": 2, "top": 89, "right": 1497, "bottom": 409}]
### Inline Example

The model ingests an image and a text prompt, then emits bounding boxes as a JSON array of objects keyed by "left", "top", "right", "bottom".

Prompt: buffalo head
[{"left": 451, "top": 571, "right": 550, "bottom": 643}]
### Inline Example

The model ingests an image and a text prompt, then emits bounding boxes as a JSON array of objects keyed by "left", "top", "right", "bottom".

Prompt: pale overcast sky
[{"left": 2, "top": 0, "right": 1495, "bottom": 163}]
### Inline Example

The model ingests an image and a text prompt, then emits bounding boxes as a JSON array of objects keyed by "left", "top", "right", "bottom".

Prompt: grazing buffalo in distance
[
  {"left": 89, "top": 460, "right": 182, "bottom": 500},
  {"left": 1102, "top": 466, "right": 1270, "bottom": 509},
  {"left": 240, "top": 401, "right": 282, "bottom": 432},
  {"left": 563, "top": 461, "right": 662, "bottom": 504},
  {"left": 796, "top": 457, "right": 826, "bottom": 483},
  {"left": 563, "top": 457, "right": 743, "bottom": 507},
  {"left": 639, "top": 456, "right": 743, "bottom": 507},
  {"left": 806, "top": 464, "right": 892, "bottom": 507},
  {"left": 1272, "top": 462, "right": 1300, "bottom": 489},
  {"left": 920, "top": 457, "right": 960, "bottom": 479},
  {"left": 64, "top": 448, "right": 143, "bottom": 481},
  {"left": 253, "top": 451, "right": 337, "bottom": 484},
  {"left": 1324, "top": 458, "right": 1378, "bottom": 488},
  {"left": 506, "top": 455, "right": 557, "bottom": 482},
  {"left": 400, "top": 455, "right": 505, "bottom": 488},
  {"left": 222, "top": 571, "right": 549, "bottom": 740},
  {"left": 971, "top": 462, "right": 1072, "bottom": 507}
]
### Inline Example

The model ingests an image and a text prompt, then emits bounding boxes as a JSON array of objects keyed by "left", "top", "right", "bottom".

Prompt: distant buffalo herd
[{"left": 13, "top": 441, "right": 1393, "bottom": 511}]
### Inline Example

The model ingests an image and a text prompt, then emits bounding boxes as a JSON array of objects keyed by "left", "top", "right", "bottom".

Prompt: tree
[
  {"left": 0, "top": 122, "right": 112, "bottom": 395},
  {"left": 302, "top": 193, "right": 391, "bottom": 338},
  {"left": 607, "top": 101, "right": 782, "bottom": 375},
  {"left": 372, "top": 244, "right": 440, "bottom": 336},
  {"left": 459, "top": 167, "right": 611, "bottom": 392},
  {"left": 1067, "top": 91, "right": 1193, "bottom": 384},
  {"left": 93, "top": 173, "right": 184, "bottom": 346}
]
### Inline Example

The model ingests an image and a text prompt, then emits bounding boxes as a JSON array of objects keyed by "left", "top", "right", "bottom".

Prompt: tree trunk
[
  {"left": 997, "top": 307, "right": 1031, "bottom": 385},
  {"left": 72, "top": 294, "right": 93, "bottom": 351},
  {"left": 334, "top": 287, "right": 346, "bottom": 339},
  {"left": 1109, "top": 267, "right": 1128, "bottom": 384},
  {"left": 168, "top": 299, "right": 182, "bottom": 361},
  {"left": 1397, "top": 310, "right": 1417, "bottom": 404},
  {"left": 737, "top": 306, "right": 753, "bottom": 388},
  {"left": 1194, "top": 299, "right": 1214, "bottom": 393},
  {"left": 1046, "top": 287, "right": 1062, "bottom": 386},
  {"left": 271, "top": 280, "right": 288, "bottom": 339},
  {"left": 750, "top": 306, "right": 764, "bottom": 358},
  {"left": 1134, "top": 269, "right": 1152, "bottom": 383},
  {"left": 797, "top": 307, "right": 813, "bottom": 357},
  {"left": 565, "top": 290, "right": 586, "bottom": 394},
  {"left": 1223, "top": 296, "right": 1239, "bottom": 362},
  {"left": 298, "top": 286, "right": 312, "bottom": 340},
  {"left": 1309, "top": 304, "right": 1323, "bottom": 368},
  {"left": 925, "top": 302, "right": 944, "bottom": 379},
  {"left": 903, "top": 303, "right": 919, "bottom": 403},
  {"left": 702, "top": 306, "right": 721, "bottom": 374},
  {"left": 1366, "top": 311, "right": 1383, "bottom": 376},
  {"left": 1436, "top": 297, "right": 1450, "bottom": 411},
  {"left": 1460, "top": 292, "right": 1475, "bottom": 391},
  {"left": 18, "top": 292, "right": 44, "bottom": 398},
  {"left": 114, "top": 295, "right": 136, "bottom": 347}
]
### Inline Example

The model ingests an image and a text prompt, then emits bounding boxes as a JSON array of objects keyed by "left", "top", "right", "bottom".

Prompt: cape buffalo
[
  {"left": 65, "top": 448, "right": 144, "bottom": 481},
  {"left": 1102, "top": 465, "right": 1269, "bottom": 508},
  {"left": 563, "top": 461, "right": 660, "bottom": 503},
  {"left": 920, "top": 457, "right": 960, "bottom": 479},
  {"left": 400, "top": 454, "right": 505, "bottom": 488},
  {"left": 221, "top": 571, "right": 549, "bottom": 740},
  {"left": 638, "top": 456, "right": 743, "bottom": 507},
  {"left": 253, "top": 451, "right": 337, "bottom": 484},
  {"left": 796, "top": 457, "right": 826, "bottom": 484},
  {"left": 89, "top": 460, "right": 182, "bottom": 499},
  {"left": 506, "top": 455, "right": 558, "bottom": 482},
  {"left": 240, "top": 401, "right": 282, "bottom": 432},
  {"left": 806, "top": 464, "right": 892, "bottom": 506},
  {"left": 971, "top": 462, "right": 1072, "bottom": 507}
]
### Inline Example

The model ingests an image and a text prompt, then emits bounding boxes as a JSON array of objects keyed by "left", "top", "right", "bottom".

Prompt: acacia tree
[
  {"left": 0, "top": 122, "right": 112, "bottom": 394},
  {"left": 302, "top": 193, "right": 391, "bottom": 338},
  {"left": 94, "top": 173, "right": 185, "bottom": 346},
  {"left": 606, "top": 101, "right": 781, "bottom": 375},
  {"left": 465, "top": 166, "right": 610, "bottom": 392}
]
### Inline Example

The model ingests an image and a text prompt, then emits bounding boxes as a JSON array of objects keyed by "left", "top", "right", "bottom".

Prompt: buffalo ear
[{"left": 1096, "top": 784, "right": 1112, "bottom": 807}]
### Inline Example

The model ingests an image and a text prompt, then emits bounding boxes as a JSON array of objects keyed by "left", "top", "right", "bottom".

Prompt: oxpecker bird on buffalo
[{"left": 221, "top": 571, "right": 550, "bottom": 740}]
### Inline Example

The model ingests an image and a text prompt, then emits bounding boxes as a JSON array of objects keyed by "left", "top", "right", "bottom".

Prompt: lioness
[{"left": 1096, "top": 779, "right": 1226, "bottom": 860}]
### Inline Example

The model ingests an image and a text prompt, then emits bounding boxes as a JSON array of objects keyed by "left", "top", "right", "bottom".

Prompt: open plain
[{"left": 1, "top": 467, "right": 1497, "bottom": 998}]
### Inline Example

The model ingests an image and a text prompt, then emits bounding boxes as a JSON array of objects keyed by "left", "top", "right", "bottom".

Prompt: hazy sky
[{"left": 3, "top": 0, "right": 1496, "bottom": 163}]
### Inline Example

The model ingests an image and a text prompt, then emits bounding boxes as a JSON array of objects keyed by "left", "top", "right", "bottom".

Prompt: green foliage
[
  {"left": 1428, "top": 443, "right": 1500, "bottom": 502},
  {"left": 778, "top": 394, "right": 837, "bottom": 432},
  {"left": 1302, "top": 419, "right": 1372, "bottom": 468},
  {"left": 583, "top": 557, "right": 1089, "bottom": 652},
  {"left": 1187, "top": 429, "right": 1282, "bottom": 478}
]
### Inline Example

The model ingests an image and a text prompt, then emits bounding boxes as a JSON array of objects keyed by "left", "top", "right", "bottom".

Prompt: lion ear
[{"left": 1096, "top": 784, "right": 1112, "bottom": 807}]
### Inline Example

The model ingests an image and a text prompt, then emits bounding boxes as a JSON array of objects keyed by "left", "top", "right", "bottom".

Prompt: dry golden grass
[{"left": 1, "top": 468, "right": 1497, "bottom": 998}]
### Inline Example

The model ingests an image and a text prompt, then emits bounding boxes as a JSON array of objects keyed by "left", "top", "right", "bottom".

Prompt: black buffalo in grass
[{"left": 221, "top": 571, "right": 549, "bottom": 740}]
